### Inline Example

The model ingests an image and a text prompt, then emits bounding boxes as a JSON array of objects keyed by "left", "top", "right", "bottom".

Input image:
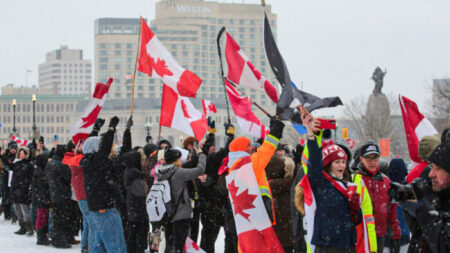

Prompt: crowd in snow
[{"left": 0, "top": 108, "right": 449, "bottom": 253}]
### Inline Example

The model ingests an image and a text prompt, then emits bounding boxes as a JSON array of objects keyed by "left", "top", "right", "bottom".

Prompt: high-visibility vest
[{"left": 353, "top": 173, "right": 377, "bottom": 253}]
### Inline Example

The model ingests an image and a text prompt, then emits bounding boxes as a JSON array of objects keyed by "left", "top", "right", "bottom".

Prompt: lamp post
[
  {"left": 12, "top": 99, "right": 17, "bottom": 134},
  {"left": 32, "top": 94, "right": 37, "bottom": 131},
  {"left": 144, "top": 122, "right": 152, "bottom": 144}
]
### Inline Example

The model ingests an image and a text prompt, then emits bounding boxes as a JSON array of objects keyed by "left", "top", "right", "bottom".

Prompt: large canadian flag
[
  {"left": 225, "top": 80, "right": 269, "bottom": 139},
  {"left": 226, "top": 157, "right": 284, "bottom": 253},
  {"left": 160, "top": 84, "right": 207, "bottom": 141},
  {"left": 399, "top": 95, "right": 438, "bottom": 164},
  {"left": 225, "top": 33, "right": 278, "bottom": 104},
  {"left": 11, "top": 135, "right": 29, "bottom": 147},
  {"left": 71, "top": 78, "right": 113, "bottom": 144},
  {"left": 138, "top": 18, "right": 202, "bottom": 98}
]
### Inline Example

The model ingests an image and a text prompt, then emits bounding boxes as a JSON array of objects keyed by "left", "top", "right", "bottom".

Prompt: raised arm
[{"left": 172, "top": 153, "right": 207, "bottom": 182}]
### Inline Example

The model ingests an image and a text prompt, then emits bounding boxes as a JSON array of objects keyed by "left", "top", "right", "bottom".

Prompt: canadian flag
[
  {"left": 399, "top": 95, "right": 438, "bottom": 164},
  {"left": 71, "top": 78, "right": 113, "bottom": 145},
  {"left": 201, "top": 99, "right": 217, "bottom": 118},
  {"left": 225, "top": 80, "right": 269, "bottom": 139},
  {"left": 11, "top": 135, "right": 29, "bottom": 146},
  {"left": 226, "top": 157, "right": 284, "bottom": 253},
  {"left": 184, "top": 236, "right": 206, "bottom": 253},
  {"left": 225, "top": 33, "right": 278, "bottom": 104},
  {"left": 138, "top": 18, "right": 202, "bottom": 98},
  {"left": 160, "top": 84, "right": 207, "bottom": 141},
  {"left": 124, "top": 74, "right": 133, "bottom": 80}
]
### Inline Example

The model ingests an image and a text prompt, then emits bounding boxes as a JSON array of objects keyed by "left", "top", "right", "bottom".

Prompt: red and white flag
[
  {"left": 138, "top": 18, "right": 202, "bottom": 98},
  {"left": 226, "top": 157, "right": 284, "bottom": 253},
  {"left": 11, "top": 135, "right": 29, "bottom": 146},
  {"left": 71, "top": 78, "right": 113, "bottom": 144},
  {"left": 225, "top": 33, "right": 278, "bottom": 104},
  {"left": 225, "top": 80, "right": 269, "bottom": 139},
  {"left": 160, "top": 85, "right": 207, "bottom": 141},
  {"left": 124, "top": 74, "right": 133, "bottom": 80},
  {"left": 201, "top": 99, "right": 217, "bottom": 118},
  {"left": 399, "top": 95, "right": 438, "bottom": 164},
  {"left": 184, "top": 236, "right": 206, "bottom": 253}
]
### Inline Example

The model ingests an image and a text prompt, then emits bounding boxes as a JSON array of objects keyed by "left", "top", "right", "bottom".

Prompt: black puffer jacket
[
  {"left": 123, "top": 151, "right": 148, "bottom": 222},
  {"left": 32, "top": 154, "right": 50, "bottom": 208},
  {"left": 46, "top": 146, "right": 72, "bottom": 204},
  {"left": 10, "top": 147, "right": 34, "bottom": 204},
  {"left": 81, "top": 129, "right": 121, "bottom": 211}
]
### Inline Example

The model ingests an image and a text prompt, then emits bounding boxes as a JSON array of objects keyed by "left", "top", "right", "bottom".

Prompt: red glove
[{"left": 348, "top": 193, "right": 360, "bottom": 211}]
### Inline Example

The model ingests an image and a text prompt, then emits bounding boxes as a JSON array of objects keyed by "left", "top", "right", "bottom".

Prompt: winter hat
[
  {"left": 321, "top": 139, "right": 348, "bottom": 167},
  {"left": 82, "top": 136, "right": 100, "bottom": 154},
  {"left": 428, "top": 141, "right": 450, "bottom": 173},
  {"left": 8, "top": 141, "right": 18, "bottom": 150},
  {"left": 229, "top": 137, "right": 251, "bottom": 152},
  {"left": 388, "top": 158, "right": 407, "bottom": 183},
  {"left": 143, "top": 143, "right": 157, "bottom": 157},
  {"left": 35, "top": 154, "right": 48, "bottom": 169},
  {"left": 55, "top": 145, "right": 66, "bottom": 158},
  {"left": 418, "top": 134, "right": 441, "bottom": 161},
  {"left": 122, "top": 151, "right": 142, "bottom": 170},
  {"left": 183, "top": 136, "right": 196, "bottom": 149},
  {"left": 67, "top": 140, "right": 76, "bottom": 153},
  {"left": 164, "top": 148, "right": 182, "bottom": 164},
  {"left": 157, "top": 139, "right": 172, "bottom": 150},
  {"left": 39, "top": 136, "right": 44, "bottom": 144}
]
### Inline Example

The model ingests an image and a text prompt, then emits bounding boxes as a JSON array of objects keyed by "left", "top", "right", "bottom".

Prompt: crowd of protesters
[{"left": 0, "top": 111, "right": 448, "bottom": 253}]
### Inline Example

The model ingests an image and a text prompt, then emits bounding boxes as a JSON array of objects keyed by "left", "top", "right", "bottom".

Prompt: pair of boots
[
  {"left": 51, "top": 234, "right": 72, "bottom": 249},
  {"left": 36, "top": 227, "right": 51, "bottom": 246},
  {"left": 14, "top": 220, "right": 34, "bottom": 236}
]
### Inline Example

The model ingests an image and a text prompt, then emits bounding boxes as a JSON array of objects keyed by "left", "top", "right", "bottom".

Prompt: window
[
  {"left": 126, "top": 43, "right": 132, "bottom": 49},
  {"left": 115, "top": 43, "right": 121, "bottom": 49},
  {"left": 115, "top": 50, "right": 121, "bottom": 56}
]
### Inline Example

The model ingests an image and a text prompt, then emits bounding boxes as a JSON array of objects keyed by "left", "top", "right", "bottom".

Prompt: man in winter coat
[
  {"left": 123, "top": 151, "right": 149, "bottom": 253},
  {"left": 80, "top": 116, "right": 127, "bottom": 253},
  {"left": 156, "top": 148, "right": 206, "bottom": 253},
  {"left": 10, "top": 146, "right": 34, "bottom": 236},
  {"left": 32, "top": 153, "right": 51, "bottom": 245},
  {"left": 356, "top": 142, "right": 401, "bottom": 253},
  {"left": 46, "top": 144, "right": 73, "bottom": 248},
  {"left": 1, "top": 141, "right": 18, "bottom": 221}
]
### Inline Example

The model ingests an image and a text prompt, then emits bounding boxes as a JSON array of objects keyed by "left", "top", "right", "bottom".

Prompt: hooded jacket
[
  {"left": 46, "top": 146, "right": 72, "bottom": 204},
  {"left": 156, "top": 153, "right": 206, "bottom": 222},
  {"left": 10, "top": 146, "right": 34, "bottom": 204},
  {"left": 63, "top": 152, "right": 86, "bottom": 201},
  {"left": 123, "top": 151, "right": 148, "bottom": 222},
  {"left": 32, "top": 154, "right": 50, "bottom": 208}
]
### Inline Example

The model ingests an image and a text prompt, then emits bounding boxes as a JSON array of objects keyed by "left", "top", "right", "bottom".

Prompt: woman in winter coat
[
  {"left": 297, "top": 105, "right": 362, "bottom": 253},
  {"left": 123, "top": 151, "right": 150, "bottom": 253},
  {"left": 10, "top": 146, "right": 34, "bottom": 236},
  {"left": 266, "top": 155, "right": 295, "bottom": 252},
  {"left": 32, "top": 153, "right": 51, "bottom": 245},
  {"left": 156, "top": 148, "right": 206, "bottom": 253}
]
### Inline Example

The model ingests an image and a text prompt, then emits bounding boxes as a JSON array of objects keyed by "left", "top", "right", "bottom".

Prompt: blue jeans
[
  {"left": 78, "top": 200, "right": 94, "bottom": 252},
  {"left": 90, "top": 208, "right": 126, "bottom": 253}
]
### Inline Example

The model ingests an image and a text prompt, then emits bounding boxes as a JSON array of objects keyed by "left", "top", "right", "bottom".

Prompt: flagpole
[
  {"left": 130, "top": 17, "right": 143, "bottom": 116},
  {"left": 158, "top": 125, "right": 162, "bottom": 141},
  {"left": 216, "top": 26, "right": 232, "bottom": 124}
]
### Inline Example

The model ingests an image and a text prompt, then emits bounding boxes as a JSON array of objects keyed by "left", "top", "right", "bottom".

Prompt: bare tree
[{"left": 430, "top": 79, "right": 450, "bottom": 132}]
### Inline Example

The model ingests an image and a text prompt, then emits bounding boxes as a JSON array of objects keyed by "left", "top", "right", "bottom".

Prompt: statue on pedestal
[{"left": 371, "top": 67, "right": 387, "bottom": 96}]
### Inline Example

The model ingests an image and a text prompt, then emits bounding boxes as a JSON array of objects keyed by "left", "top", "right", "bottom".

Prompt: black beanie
[
  {"left": 39, "top": 136, "right": 44, "bottom": 144},
  {"left": 428, "top": 141, "right": 450, "bottom": 173},
  {"left": 164, "top": 148, "right": 182, "bottom": 164},
  {"left": 55, "top": 144, "right": 66, "bottom": 158},
  {"left": 144, "top": 143, "right": 157, "bottom": 157}
]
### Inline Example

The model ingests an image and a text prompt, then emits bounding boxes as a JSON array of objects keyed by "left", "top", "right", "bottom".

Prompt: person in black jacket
[
  {"left": 10, "top": 146, "right": 34, "bottom": 236},
  {"left": 46, "top": 144, "right": 72, "bottom": 248},
  {"left": 1, "top": 141, "right": 18, "bottom": 221},
  {"left": 80, "top": 116, "right": 127, "bottom": 253},
  {"left": 32, "top": 153, "right": 51, "bottom": 245},
  {"left": 123, "top": 151, "right": 149, "bottom": 253}
]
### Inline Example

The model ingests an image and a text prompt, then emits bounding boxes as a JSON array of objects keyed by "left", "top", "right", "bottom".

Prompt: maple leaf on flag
[
  {"left": 228, "top": 180, "right": 257, "bottom": 221},
  {"left": 208, "top": 103, "right": 217, "bottom": 113},
  {"left": 180, "top": 99, "right": 191, "bottom": 118},
  {"left": 80, "top": 105, "right": 102, "bottom": 128},
  {"left": 152, "top": 57, "right": 173, "bottom": 77}
]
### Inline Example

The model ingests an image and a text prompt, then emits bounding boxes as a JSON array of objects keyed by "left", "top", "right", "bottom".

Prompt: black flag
[{"left": 263, "top": 13, "right": 343, "bottom": 124}]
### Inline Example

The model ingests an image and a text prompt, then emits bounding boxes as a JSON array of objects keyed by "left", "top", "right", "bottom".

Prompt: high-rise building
[
  {"left": 39, "top": 45, "right": 92, "bottom": 96},
  {"left": 94, "top": 0, "right": 277, "bottom": 106}
]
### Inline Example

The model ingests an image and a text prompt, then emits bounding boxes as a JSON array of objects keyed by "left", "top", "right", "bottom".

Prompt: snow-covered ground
[{"left": 0, "top": 217, "right": 225, "bottom": 252}]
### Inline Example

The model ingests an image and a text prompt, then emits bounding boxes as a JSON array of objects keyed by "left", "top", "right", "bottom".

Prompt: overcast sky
[{"left": 1, "top": 0, "right": 449, "bottom": 117}]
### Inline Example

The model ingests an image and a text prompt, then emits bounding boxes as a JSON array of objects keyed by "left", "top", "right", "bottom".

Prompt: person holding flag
[{"left": 298, "top": 105, "right": 362, "bottom": 253}]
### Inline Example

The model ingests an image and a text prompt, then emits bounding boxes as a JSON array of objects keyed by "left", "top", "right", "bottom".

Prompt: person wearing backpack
[{"left": 155, "top": 148, "right": 206, "bottom": 253}]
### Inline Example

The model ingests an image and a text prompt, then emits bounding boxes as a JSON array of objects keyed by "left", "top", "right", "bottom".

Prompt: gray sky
[{"left": 1, "top": 0, "right": 449, "bottom": 117}]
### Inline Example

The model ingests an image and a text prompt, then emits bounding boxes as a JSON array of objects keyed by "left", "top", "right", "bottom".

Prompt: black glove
[
  {"left": 93, "top": 118, "right": 105, "bottom": 131},
  {"left": 389, "top": 239, "right": 400, "bottom": 253},
  {"left": 126, "top": 116, "right": 133, "bottom": 130},
  {"left": 412, "top": 177, "right": 431, "bottom": 201},
  {"left": 269, "top": 117, "right": 285, "bottom": 139},
  {"left": 109, "top": 116, "right": 120, "bottom": 129}
]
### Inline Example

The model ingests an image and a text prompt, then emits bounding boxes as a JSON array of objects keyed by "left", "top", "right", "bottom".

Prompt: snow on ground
[{"left": 0, "top": 217, "right": 226, "bottom": 252}]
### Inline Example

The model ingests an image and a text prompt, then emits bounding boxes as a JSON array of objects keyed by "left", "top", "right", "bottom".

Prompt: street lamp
[
  {"left": 32, "top": 94, "right": 37, "bottom": 131},
  {"left": 12, "top": 99, "right": 17, "bottom": 134},
  {"left": 144, "top": 121, "right": 152, "bottom": 144}
]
